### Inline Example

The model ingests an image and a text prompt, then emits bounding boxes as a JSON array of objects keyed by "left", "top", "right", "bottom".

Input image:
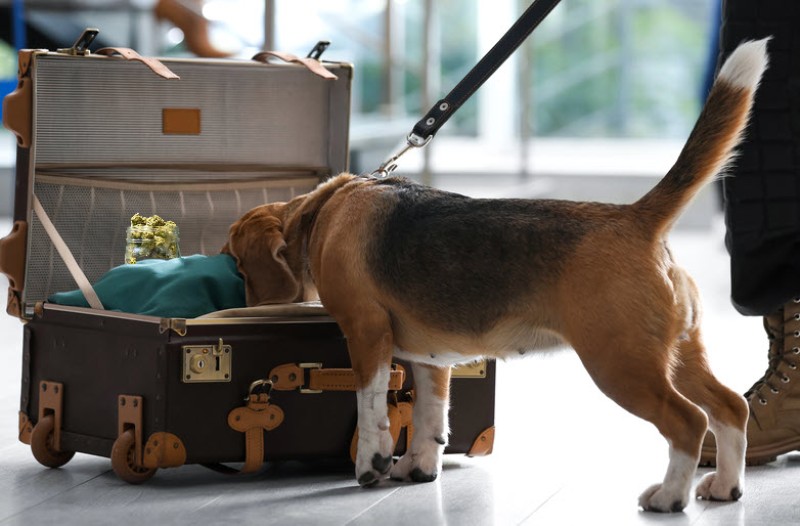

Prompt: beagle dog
[{"left": 223, "top": 40, "right": 767, "bottom": 512}]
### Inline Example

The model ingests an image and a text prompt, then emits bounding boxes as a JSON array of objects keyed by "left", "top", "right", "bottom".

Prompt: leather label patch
[{"left": 162, "top": 108, "right": 201, "bottom": 135}]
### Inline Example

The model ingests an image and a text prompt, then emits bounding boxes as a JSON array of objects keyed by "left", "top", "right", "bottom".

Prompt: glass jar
[{"left": 125, "top": 224, "right": 180, "bottom": 264}]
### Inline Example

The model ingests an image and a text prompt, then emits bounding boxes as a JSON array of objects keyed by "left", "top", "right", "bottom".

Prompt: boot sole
[{"left": 699, "top": 438, "right": 800, "bottom": 467}]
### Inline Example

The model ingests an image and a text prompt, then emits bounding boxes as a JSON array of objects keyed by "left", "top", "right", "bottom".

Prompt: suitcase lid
[{"left": 0, "top": 37, "right": 353, "bottom": 318}]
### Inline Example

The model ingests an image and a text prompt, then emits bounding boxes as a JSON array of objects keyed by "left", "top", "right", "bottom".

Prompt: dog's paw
[
  {"left": 696, "top": 472, "right": 743, "bottom": 502},
  {"left": 355, "top": 427, "right": 395, "bottom": 487},
  {"left": 356, "top": 452, "right": 394, "bottom": 487},
  {"left": 389, "top": 448, "right": 441, "bottom": 483},
  {"left": 638, "top": 483, "right": 689, "bottom": 513}
]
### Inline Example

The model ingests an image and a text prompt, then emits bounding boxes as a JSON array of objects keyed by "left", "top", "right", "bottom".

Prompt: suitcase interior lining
[{"left": 24, "top": 174, "right": 320, "bottom": 313}]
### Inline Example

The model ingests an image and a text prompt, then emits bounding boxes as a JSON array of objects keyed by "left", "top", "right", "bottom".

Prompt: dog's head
[
  {"left": 222, "top": 174, "right": 358, "bottom": 306},
  {"left": 222, "top": 200, "right": 308, "bottom": 306}
]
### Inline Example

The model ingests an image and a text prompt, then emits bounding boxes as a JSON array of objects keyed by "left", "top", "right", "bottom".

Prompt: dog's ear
[{"left": 224, "top": 204, "right": 300, "bottom": 306}]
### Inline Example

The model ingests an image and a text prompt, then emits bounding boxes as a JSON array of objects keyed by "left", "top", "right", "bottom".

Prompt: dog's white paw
[
  {"left": 390, "top": 446, "right": 441, "bottom": 483},
  {"left": 696, "top": 472, "right": 743, "bottom": 502},
  {"left": 639, "top": 483, "right": 689, "bottom": 513},
  {"left": 355, "top": 428, "right": 395, "bottom": 487}
]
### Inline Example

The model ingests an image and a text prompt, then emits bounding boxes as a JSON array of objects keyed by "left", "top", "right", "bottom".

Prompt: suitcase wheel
[
  {"left": 30, "top": 414, "right": 76, "bottom": 468},
  {"left": 110, "top": 429, "right": 157, "bottom": 484}
]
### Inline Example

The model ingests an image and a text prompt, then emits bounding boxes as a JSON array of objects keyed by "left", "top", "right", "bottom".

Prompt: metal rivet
[
  {"left": 439, "top": 102, "right": 449, "bottom": 111},
  {"left": 173, "top": 442, "right": 179, "bottom": 449},
  {"left": 120, "top": 398, "right": 126, "bottom": 406},
  {"left": 289, "top": 373, "right": 297, "bottom": 382},
  {"left": 54, "top": 385, "right": 59, "bottom": 394},
  {"left": 41, "top": 384, "right": 47, "bottom": 392},
  {"left": 426, "top": 117, "right": 435, "bottom": 126},
  {"left": 153, "top": 440, "right": 158, "bottom": 446},
  {"left": 133, "top": 399, "right": 139, "bottom": 407}
]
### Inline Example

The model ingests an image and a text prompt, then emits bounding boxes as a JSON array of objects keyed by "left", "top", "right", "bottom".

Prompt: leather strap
[
  {"left": 410, "top": 0, "right": 562, "bottom": 142},
  {"left": 95, "top": 47, "right": 180, "bottom": 80},
  {"left": 252, "top": 51, "right": 338, "bottom": 80},
  {"left": 226, "top": 393, "right": 284, "bottom": 474},
  {"left": 269, "top": 363, "right": 406, "bottom": 392},
  {"left": 32, "top": 195, "right": 104, "bottom": 310}
]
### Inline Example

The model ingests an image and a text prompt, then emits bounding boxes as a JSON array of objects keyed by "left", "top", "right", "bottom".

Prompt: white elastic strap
[{"left": 32, "top": 195, "right": 105, "bottom": 310}]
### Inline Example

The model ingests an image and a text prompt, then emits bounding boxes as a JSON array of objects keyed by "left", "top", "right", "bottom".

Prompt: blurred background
[{"left": 1, "top": 0, "right": 720, "bottom": 224}]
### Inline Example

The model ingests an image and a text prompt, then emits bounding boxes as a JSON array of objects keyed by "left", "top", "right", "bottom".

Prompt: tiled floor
[{"left": 0, "top": 216, "right": 799, "bottom": 525}]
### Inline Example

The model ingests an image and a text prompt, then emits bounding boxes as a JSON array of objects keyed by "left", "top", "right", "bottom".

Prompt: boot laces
[{"left": 745, "top": 299, "right": 800, "bottom": 406}]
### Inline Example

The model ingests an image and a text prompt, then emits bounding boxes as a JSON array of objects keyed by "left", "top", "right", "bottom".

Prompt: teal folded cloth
[{"left": 48, "top": 254, "right": 246, "bottom": 318}]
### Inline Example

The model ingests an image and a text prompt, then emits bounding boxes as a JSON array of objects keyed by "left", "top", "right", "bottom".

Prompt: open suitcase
[{"left": 0, "top": 31, "right": 495, "bottom": 483}]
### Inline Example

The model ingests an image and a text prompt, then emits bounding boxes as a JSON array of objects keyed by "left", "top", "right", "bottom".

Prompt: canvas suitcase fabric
[{"left": 0, "top": 37, "right": 496, "bottom": 482}]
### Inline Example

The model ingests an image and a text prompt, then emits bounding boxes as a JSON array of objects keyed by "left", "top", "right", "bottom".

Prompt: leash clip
[{"left": 369, "top": 133, "right": 432, "bottom": 178}]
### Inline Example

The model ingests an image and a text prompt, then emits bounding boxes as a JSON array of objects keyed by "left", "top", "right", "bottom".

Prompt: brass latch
[
  {"left": 57, "top": 28, "right": 99, "bottom": 56},
  {"left": 452, "top": 359, "right": 488, "bottom": 379},
  {"left": 182, "top": 339, "right": 232, "bottom": 383}
]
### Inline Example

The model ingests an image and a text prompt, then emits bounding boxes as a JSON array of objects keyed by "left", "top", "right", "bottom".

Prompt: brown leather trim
[
  {"left": 227, "top": 394, "right": 284, "bottom": 474},
  {"left": 162, "top": 108, "right": 201, "bottom": 135},
  {"left": 18, "top": 49, "right": 47, "bottom": 78},
  {"left": 19, "top": 412, "right": 33, "bottom": 445},
  {"left": 118, "top": 395, "right": 144, "bottom": 466},
  {"left": 268, "top": 363, "right": 304, "bottom": 390},
  {"left": 2, "top": 77, "right": 32, "bottom": 148},
  {"left": 143, "top": 432, "right": 187, "bottom": 469},
  {"left": 311, "top": 367, "right": 405, "bottom": 391},
  {"left": 6, "top": 289, "right": 22, "bottom": 319},
  {"left": 251, "top": 51, "right": 338, "bottom": 80},
  {"left": 269, "top": 364, "right": 405, "bottom": 392},
  {"left": 94, "top": 47, "right": 180, "bottom": 80},
  {"left": 467, "top": 426, "right": 495, "bottom": 457},
  {"left": 38, "top": 381, "right": 64, "bottom": 450},
  {"left": 0, "top": 221, "right": 28, "bottom": 294}
]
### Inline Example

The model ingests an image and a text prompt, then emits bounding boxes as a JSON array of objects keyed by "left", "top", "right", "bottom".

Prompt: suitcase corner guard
[
  {"left": 466, "top": 426, "right": 495, "bottom": 457},
  {"left": 143, "top": 433, "right": 187, "bottom": 469}
]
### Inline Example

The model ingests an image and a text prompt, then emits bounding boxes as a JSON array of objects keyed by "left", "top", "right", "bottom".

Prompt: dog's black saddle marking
[{"left": 369, "top": 177, "right": 600, "bottom": 334}]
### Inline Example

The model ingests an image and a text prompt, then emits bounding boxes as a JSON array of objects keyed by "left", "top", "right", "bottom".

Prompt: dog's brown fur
[{"left": 223, "top": 40, "right": 768, "bottom": 511}]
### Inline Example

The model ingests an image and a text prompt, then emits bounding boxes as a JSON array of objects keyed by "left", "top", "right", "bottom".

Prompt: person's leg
[{"left": 702, "top": 0, "right": 800, "bottom": 465}]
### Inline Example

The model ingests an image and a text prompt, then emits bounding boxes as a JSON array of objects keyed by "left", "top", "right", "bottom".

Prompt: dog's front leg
[
  {"left": 345, "top": 314, "right": 396, "bottom": 486},
  {"left": 391, "top": 363, "right": 451, "bottom": 483}
]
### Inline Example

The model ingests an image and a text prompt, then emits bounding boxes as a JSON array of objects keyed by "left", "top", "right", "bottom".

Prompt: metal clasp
[
  {"left": 247, "top": 379, "right": 274, "bottom": 399},
  {"left": 298, "top": 362, "right": 323, "bottom": 394},
  {"left": 58, "top": 28, "right": 99, "bottom": 56},
  {"left": 307, "top": 40, "right": 330, "bottom": 60},
  {"left": 182, "top": 339, "right": 232, "bottom": 383},
  {"left": 369, "top": 133, "right": 433, "bottom": 178}
]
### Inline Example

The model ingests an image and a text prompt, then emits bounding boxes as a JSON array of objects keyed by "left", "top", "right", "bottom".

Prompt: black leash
[{"left": 371, "top": 0, "right": 563, "bottom": 177}]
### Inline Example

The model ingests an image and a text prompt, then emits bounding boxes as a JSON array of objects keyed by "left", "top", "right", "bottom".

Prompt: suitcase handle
[
  {"left": 268, "top": 363, "right": 406, "bottom": 393},
  {"left": 251, "top": 51, "right": 338, "bottom": 81},
  {"left": 95, "top": 47, "right": 180, "bottom": 80}
]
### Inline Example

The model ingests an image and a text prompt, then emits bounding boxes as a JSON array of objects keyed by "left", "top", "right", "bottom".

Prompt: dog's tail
[{"left": 632, "top": 38, "right": 769, "bottom": 235}]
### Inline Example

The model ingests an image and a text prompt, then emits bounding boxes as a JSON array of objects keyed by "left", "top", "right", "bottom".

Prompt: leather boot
[
  {"left": 154, "top": 0, "right": 233, "bottom": 58},
  {"left": 700, "top": 298, "right": 800, "bottom": 466}
]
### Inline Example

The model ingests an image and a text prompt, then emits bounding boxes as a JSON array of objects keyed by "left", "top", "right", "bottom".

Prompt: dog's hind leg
[
  {"left": 338, "top": 308, "right": 397, "bottom": 486},
  {"left": 672, "top": 327, "right": 748, "bottom": 502},
  {"left": 391, "top": 363, "right": 451, "bottom": 483},
  {"left": 572, "top": 335, "right": 708, "bottom": 513}
]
